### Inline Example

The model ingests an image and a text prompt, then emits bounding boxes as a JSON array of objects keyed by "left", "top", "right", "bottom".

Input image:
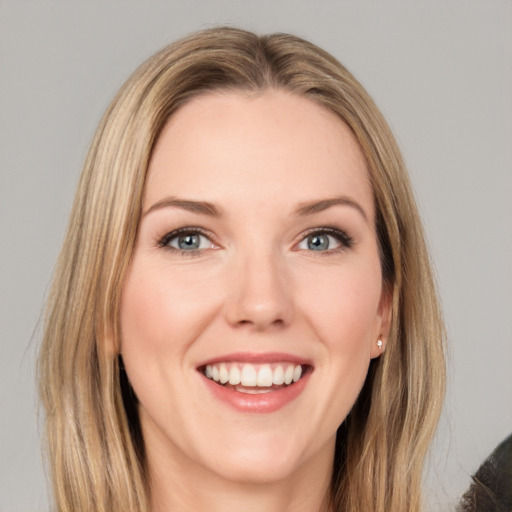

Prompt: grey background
[{"left": 1, "top": 1, "right": 511, "bottom": 511}]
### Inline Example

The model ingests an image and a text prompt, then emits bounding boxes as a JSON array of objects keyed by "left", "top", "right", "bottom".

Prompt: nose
[{"left": 224, "top": 250, "right": 294, "bottom": 331}]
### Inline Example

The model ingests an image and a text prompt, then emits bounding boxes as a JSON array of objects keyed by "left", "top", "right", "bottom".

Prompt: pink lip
[
  {"left": 197, "top": 351, "right": 313, "bottom": 367},
  {"left": 196, "top": 352, "right": 313, "bottom": 414},
  {"left": 200, "top": 373, "right": 311, "bottom": 413}
]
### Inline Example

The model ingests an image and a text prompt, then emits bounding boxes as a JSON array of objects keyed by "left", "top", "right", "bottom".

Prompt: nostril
[
  {"left": 268, "top": 318, "right": 285, "bottom": 329},
  {"left": 234, "top": 317, "right": 286, "bottom": 330}
]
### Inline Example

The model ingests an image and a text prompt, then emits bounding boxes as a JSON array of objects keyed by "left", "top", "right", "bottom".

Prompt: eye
[
  {"left": 159, "top": 228, "right": 216, "bottom": 253},
  {"left": 296, "top": 228, "right": 353, "bottom": 252}
]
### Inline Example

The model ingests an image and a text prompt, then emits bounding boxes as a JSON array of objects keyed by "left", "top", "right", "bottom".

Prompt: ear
[{"left": 370, "top": 284, "right": 393, "bottom": 359}]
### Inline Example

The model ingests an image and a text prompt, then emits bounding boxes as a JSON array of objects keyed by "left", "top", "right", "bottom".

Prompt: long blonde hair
[{"left": 38, "top": 26, "right": 446, "bottom": 512}]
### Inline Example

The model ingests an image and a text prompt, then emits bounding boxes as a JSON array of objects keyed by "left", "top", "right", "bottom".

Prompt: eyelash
[
  {"left": 157, "top": 226, "right": 354, "bottom": 256},
  {"left": 157, "top": 227, "right": 215, "bottom": 257},
  {"left": 296, "top": 227, "right": 354, "bottom": 254}
]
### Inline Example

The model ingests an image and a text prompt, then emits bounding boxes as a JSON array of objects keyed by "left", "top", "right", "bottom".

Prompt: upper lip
[{"left": 196, "top": 352, "right": 313, "bottom": 369}]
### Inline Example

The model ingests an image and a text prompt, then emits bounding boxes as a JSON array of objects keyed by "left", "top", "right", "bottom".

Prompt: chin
[
  {"left": 212, "top": 453, "right": 299, "bottom": 484},
  {"left": 199, "top": 432, "right": 313, "bottom": 484}
]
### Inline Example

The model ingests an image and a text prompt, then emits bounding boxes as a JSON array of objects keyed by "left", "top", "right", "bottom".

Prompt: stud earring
[{"left": 377, "top": 339, "right": 383, "bottom": 349}]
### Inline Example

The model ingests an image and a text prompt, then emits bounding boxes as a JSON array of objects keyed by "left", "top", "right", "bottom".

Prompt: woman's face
[{"left": 120, "top": 90, "right": 390, "bottom": 484}]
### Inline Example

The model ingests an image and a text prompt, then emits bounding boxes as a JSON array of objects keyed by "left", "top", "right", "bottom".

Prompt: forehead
[{"left": 145, "top": 90, "right": 373, "bottom": 217}]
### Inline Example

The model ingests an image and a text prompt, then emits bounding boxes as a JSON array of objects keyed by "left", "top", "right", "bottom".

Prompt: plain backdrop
[{"left": 1, "top": 1, "right": 511, "bottom": 511}]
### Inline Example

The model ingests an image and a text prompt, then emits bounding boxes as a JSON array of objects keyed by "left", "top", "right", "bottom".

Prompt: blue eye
[
  {"left": 297, "top": 229, "right": 353, "bottom": 252},
  {"left": 160, "top": 229, "right": 214, "bottom": 252},
  {"left": 174, "top": 233, "right": 201, "bottom": 250},
  {"left": 307, "top": 234, "right": 331, "bottom": 251}
]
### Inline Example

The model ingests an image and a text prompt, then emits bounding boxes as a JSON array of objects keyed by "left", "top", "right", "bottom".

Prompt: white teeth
[
  {"left": 284, "top": 365, "right": 294, "bottom": 385},
  {"left": 235, "top": 386, "right": 273, "bottom": 394},
  {"left": 256, "top": 365, "right": 273, "bottom": 387},
  {"left": 219, "top": 363, "right": 229, "bottom": 384},
  {"left": 204, "top": 362, "right": 306, "bottom": 388},
  {"left": 241, "top": 364, "right": 257, "bottom": 386},
  {"left": 228, "top": 366, "right": 241, "bottom": 385},
  {"left": 273, "top": 365, "right": 285, "bottom": 385}
]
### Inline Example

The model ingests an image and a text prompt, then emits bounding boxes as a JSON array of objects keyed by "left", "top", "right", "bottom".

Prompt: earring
[{"left": 377, "top": 339, "right": 383, "bottom": 349}]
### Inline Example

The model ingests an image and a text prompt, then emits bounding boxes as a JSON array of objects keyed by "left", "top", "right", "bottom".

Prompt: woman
[{"left": 38, "top": 27, "right": 446, "bottom": 512}]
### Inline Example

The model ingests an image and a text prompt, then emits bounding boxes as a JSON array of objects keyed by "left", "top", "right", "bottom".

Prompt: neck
[{"left": 147, "top": 437, "right": 334, "bottom": 512}]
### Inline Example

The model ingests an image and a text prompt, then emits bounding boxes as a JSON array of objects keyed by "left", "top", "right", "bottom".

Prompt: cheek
[
  {"left": 297, "top": 261, "right": 383, "bottom": 347},
  {"left": 120, "top": 271, "right": 174, "bottom": 357},
  {"left": 120, "top": 260, "right": 221, "bottom": 357},
  {"left": 295, "top": 260, "right": 382, "bottom": 419},
  {"left": 118, "top": 259, "right": 226, "bottom": 419}
]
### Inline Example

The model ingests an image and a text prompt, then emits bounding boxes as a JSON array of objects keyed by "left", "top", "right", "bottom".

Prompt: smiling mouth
[{"left": 199, "top": 362, "right": 311, "bottom": 394}]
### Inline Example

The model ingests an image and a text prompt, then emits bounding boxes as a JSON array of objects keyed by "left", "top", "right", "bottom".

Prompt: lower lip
[{"left": 200, "top": 372, "right": 311, "bottom": 413}]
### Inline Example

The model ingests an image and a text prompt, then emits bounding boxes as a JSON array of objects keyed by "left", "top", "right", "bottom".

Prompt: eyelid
[
  {"left": 157, "top": 226, "right": 219, "bottom": 253},
  {"left": 294, "top": 227, "right": 354, "bottom": 252},
  {"left": 156, "top": 225, "right": 353, "bottom": 255}
]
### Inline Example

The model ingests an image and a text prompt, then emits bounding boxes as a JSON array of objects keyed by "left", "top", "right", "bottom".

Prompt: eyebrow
[
  {"left": 143, "top": 197, "right": 223, "bottom": 217},
  {"left": 295, "top": 196, "right": 368, "bottom": 223},
  {"left": 143, "top": 195, "right": 368, "bottom": 222}
]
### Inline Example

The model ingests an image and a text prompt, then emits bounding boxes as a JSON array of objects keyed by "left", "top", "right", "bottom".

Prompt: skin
[{"left": 120, "top": 90, "right": 391, "bottom": 512}]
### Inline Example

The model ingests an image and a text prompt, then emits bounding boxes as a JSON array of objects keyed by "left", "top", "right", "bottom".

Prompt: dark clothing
[{"left": 459, "top": 433, "right": 512, "bottom": 512}]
